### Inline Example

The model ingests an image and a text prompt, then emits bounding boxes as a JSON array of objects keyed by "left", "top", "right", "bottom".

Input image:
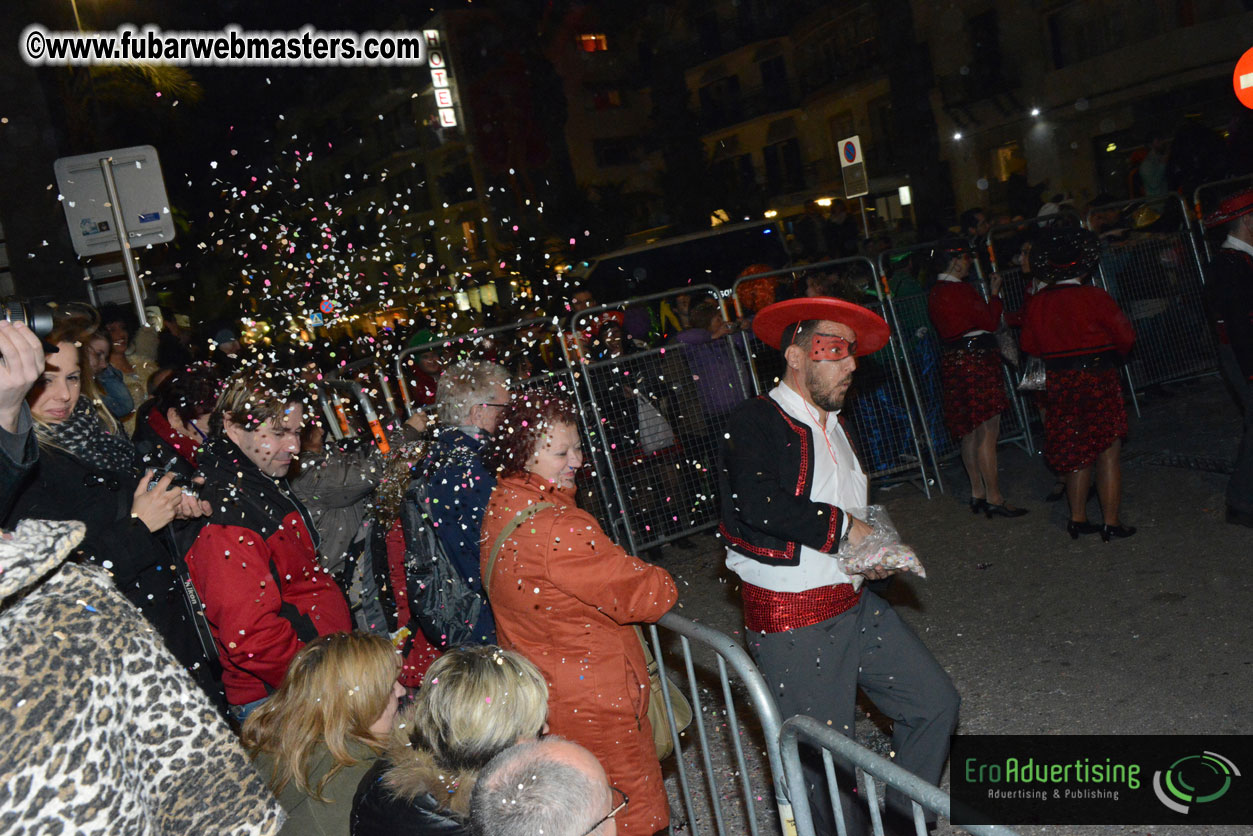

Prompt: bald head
[{"left": 470, "top": 737, "right": 614, "bottom": 836}]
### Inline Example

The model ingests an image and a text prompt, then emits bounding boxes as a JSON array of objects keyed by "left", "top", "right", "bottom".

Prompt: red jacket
[
  {"left": 1020, "top": 283, "right": 1135, "bottom": 358},
  {"left": 185, "top": 436, "right": 352, "bottom": 706},
  {"left": 927, "top": 279, "right": 1003, "bottom": 342},
  {"left": 481, "top": 473, "right": 678, "bottom": 836}
]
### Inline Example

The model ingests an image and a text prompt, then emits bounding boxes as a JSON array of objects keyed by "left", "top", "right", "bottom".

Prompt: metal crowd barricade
[
  {"left": 565, "top": 286, "right": 746, "bottom": 554},
  {"left": 730, "top": 257, "right": 932, "bottom": 495},
  {"left": 1194, "top": 173, "right": 1253, "bottom": 260},
  {"left": 319, "top": 378, "right": 392, "bottom": 452},
  {"left": 392, "top": 319, "right": 622, "bottom": 537},
  {"left": 392, "top": 317, "right": 554, "bottom": 416},
  {"left": 975, "top": 215, "right": 1093, "bottom": 456},
  {"left": 648, "top": 611, "right": 791, "bottom": 836},
  {"left": 779, "top": 716, "right": 1020, "bottom": 836},
  {"left": 1085, "top": 192, "right": 1217, "bottom": 409}
]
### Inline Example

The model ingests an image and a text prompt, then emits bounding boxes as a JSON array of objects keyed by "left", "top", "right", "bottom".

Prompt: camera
[
  {"left": 1, "top": 299, "right": 55, "bottom": 337},
  {"left": 146, "top": 456, "right": 199, "bottom": 496}
]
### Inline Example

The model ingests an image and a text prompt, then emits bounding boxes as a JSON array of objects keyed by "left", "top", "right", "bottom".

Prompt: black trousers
[{"left": 746, "top": 590, "right": 960, "bottom": 835}]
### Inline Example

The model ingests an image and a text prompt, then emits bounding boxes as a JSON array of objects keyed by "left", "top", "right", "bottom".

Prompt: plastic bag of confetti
[{"left": 837, "top": 505, "right": 926, "bottom": 581}]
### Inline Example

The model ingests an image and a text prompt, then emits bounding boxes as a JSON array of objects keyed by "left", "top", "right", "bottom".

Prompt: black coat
[
  {"left": 351, "top": 759, "right": 467, "bottom": 836},
  {"left": 717, "top": 395, "right": 850, "bottom": 565},
  {"left": 0, "top": 420, "right": 37, "bottom": 521},
  {"left": 1208, "top": 247, "right": 1253, "bottom": 381},
  {"left": 2, "top": 443, "right": 205, "bottom": 669}
]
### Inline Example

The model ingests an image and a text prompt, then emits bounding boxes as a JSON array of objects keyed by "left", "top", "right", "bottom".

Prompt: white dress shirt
[{"left": 725, "top": 380, "right": 867, "bottom": 593}]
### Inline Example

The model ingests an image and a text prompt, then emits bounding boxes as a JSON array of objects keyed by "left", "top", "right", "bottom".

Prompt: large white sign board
[{"left": 54, "top": 145, "right": 175, "bottom": 258}]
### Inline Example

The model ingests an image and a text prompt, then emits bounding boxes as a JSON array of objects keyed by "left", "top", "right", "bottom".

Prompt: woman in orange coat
[{"left": 480, "top": 389, "right": 679, "bottom": 836}]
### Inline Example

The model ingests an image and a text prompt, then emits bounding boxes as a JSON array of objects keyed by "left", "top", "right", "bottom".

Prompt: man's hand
[
  {"left": 845, "top": 516, "right": 873, "bottom": 546},
  {"left": 845, "top": 516, "right": 898, "bottom": 580},
  {"left": 404, "top": 411, "right": 429, "bottom": 433},
  {"left": 173, "top": 475, "right": 212, "bottom": 520},
  {"left": 989, "top": 273, "right": 1004, "bottom": 297},
  {"left": 0, "top": 321, "right": 45, "bottom": 434}
]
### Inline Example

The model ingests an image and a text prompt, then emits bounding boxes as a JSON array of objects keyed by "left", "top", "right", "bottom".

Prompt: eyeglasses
[
  {"left": 578, "top": 786, "right": 628, "bottom": 836},
  {"left": 810, "top": 333, "right": 857, "bottom": 362}
]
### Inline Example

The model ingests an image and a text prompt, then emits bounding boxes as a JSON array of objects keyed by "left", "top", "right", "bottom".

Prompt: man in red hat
[
  {"left": 717, "top": 297, "right": 959, "bottom": 835},
  {"left": 1204, "top": 187, "right": 1253, "bottom": 527}
]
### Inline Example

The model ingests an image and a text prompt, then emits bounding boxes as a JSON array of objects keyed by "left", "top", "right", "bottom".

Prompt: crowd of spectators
[
  {"left": 2, "top": 119, "right": 1251, "bottom": 835},
  {"left": 0, "top": 295, "right": 674, "bottom": 836}
]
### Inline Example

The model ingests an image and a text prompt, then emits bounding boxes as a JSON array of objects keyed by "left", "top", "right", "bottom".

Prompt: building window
[
  {"left": 995, "top": 143, "right": 1021, "bottom": 183},
  {"left": 867, "top": 94, "right": 897, "bottom": 167},
  {"left": 763, "top": 138, "right": 804, "bottom": 194},
  {"left": 590, "top": 88, "right": 625, "bottom": 110},
  {"left": 577, "top": 33, "right": 608, "bottom": 52},
  {"left": 828, "top": 111, "right": 855, "bottom": 150},
  {"left": 759, "top": 55, "right": 788, "bottom": 92},
  {"left": 593, "top": 137, "right": 641, "bottom": 168}
]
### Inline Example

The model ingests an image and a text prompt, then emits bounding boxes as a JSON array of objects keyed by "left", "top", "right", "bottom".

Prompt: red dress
[
  {"left": 927, "top": 278, "right": 1010, "bottom": 438},
  {"left": 1020, "top": 282, "right": 1136, "bottom": 471}
]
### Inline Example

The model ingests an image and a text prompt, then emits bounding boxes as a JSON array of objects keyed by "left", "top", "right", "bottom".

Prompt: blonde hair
[
  {"left": 31, "top": 313, "right": 119, "bottom": 441},
  {"left": 390, "top": 647, "right": 547, "bottom": 804},
  {"left": 242, "top": 632, "right": 400, "bottom": 801}
]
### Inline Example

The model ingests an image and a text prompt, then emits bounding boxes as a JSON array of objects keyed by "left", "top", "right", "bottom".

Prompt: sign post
[
  {"left": 838, "top": 135, "right": 871, "bottom": 239},
  {"left": 54, "top": 145, "right": 176, "bottom": 326}
]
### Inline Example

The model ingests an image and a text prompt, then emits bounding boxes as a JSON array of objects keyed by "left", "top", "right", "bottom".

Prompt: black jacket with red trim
[
  {"left": 717, "top": 395, "right": 847, "bottom": 566},
  {"left": 183, "top": 434, "right": 352, "bottom": 706}
]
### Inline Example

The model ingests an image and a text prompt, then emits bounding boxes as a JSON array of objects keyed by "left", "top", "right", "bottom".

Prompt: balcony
[
  {"left": 698, "top": 84, "right": 801, "bottom": 134},
  {"left": 937, "top": 61, "right": 1020, "bottom": 110}
]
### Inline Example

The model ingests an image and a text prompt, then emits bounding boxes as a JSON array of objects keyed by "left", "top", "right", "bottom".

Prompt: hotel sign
[{"left": 424, "top": 29, "right": 459, "bottom": 127}]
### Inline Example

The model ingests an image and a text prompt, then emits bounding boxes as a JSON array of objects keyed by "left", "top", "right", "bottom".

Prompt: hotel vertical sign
[{"left": 424, "top": 29, "right": 459, "bottom": 127}]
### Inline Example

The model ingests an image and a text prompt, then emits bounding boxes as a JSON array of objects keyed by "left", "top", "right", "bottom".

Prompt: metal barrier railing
[
  {"left": 779, "top": 715, "right": 1020, "bottom": 836},
  {"left": 972, "top": 222, "right": 1059, "bottom": 457},
  {"left": 318, "top": 378, "right": 391, "bottom": 452},
  {"left": 1194, "top": 173, "right": 1253, "bottom": 260},
  {"left": 391, "top": 320, "right": 622, "bottom": 537},
  {"left": 1084, "top": 192, "right": 1217, "bottom": 408},
  {"left": 649, "top": 611, "right": 791, "bottom": 836},
  {"left": 729, "top": 257, "right": 933, "bottom": 496},
  {"left": 393, "top": 317, "right": 554, "bottom": 416},
  {"left": 565, "top": 286, "right": 746, "bottom": 554},
  {"left": 874, "top": 240, "right": 1028, "bottom": 494}
]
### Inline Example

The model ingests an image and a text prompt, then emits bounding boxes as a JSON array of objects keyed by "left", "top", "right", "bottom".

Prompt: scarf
[{"left": 41, "top": 397, "right": 136, "bottom": 475}]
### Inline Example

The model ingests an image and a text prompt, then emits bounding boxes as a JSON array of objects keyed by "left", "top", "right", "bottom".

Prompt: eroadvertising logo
[
  {"left": 950, "top": 735, "right": 1252, "bottom": 826},
  {"left": 1152, "top": 751, "right": 1240, "bottom": 814}
]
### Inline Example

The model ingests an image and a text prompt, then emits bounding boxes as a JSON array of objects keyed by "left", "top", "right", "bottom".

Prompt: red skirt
[
  {"left": 940, "top": 348, "right": 1010, "bottom": 439},
  {"left": 1042, "top": 367, "right": 1127, "bottom": 472}
]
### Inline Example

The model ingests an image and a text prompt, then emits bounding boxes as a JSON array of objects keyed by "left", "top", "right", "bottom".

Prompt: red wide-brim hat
[
  {"left": 752, "top": 297, "right": 890, "bottom": 355},
  {"left": 1203, "top": 188, "right": 1253, "bottom": 229}
]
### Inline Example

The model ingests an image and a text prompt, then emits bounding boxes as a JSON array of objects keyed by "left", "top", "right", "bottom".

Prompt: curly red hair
[{"left": 485, "top": 387, "right": 580, "bottom": 478}]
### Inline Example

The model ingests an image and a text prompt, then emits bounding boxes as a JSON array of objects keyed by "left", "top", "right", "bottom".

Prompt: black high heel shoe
[
  {"left": 1067, "top": 520, "right": 1101, "bottom": 539},
  {"left": 1100, "top": 523, "right": 1137, "bottom": 542},
  {"left": 985, "top": 502, "right": 1028, "bottom": 519},
  {"left": 969, "top": 497, "right": 987, "bottom": 514}
]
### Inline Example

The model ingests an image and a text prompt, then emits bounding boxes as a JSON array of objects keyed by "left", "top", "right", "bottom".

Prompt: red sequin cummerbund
[{"left": 741, "top": 581, "right": 862, "bottom": 634}]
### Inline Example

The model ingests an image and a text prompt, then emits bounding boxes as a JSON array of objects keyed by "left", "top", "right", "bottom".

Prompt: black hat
[
  {"left": 1031, "top": 227, "right": 1101, "bottom": 285},
  {"left": 929, "top": 238, "right": 972, "bottom": 273}
]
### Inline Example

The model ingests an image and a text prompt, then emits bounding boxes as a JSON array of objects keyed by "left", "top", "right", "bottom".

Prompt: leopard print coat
[{"left": 0, "top": 518, "right": 285, "bottom": 836}]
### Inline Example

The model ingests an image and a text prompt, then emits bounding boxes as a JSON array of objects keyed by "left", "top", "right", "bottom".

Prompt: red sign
[{"left": 1235, "top": 46, "right": 1253, "bottom": 110}]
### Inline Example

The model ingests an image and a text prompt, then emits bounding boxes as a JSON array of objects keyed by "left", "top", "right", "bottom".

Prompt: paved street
[{"left": 655, "top": 375, "right": 1251, "bottom": 836}]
